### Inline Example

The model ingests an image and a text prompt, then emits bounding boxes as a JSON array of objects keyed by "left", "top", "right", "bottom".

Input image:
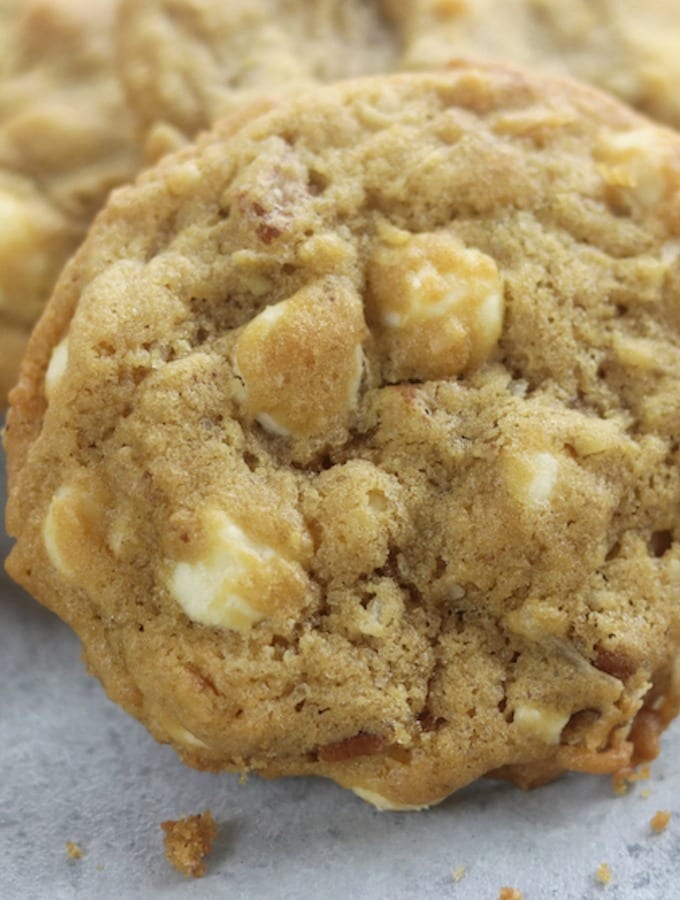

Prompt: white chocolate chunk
[
  {"left": 233, "top": 279, "right": 365, "bottom": 439},
  {"left": 513, "top": 705, "right": 569, "bottom": 745},
  {"left": 351, "top": 787, "right": 430, "bottom": 811},
  {"left": 367, "top": 229, "right": 503, "bottom": 381},
  {"left": 504, "top": 450, "right": 559, "bottom": 508},
  {"left": 44, "top": 336, "right": 69, "bottom": 402},
  {"left": 569, "top": 416, "right": 624, "bottom": 457},
  {"left": 505, "top": 602, "right": 567, "bottom": 642},
  {"left": 168, "top": 509, "right": 304, "bottom": 631},
  {"left": 158, "top": 715, "right": 209, "bottom": 750},
  {"left": 43, "top": 487, "right": 72, "bottom": 576},
  {"left": 43, "top": 484, "right": 101, "bottom": 577},
  {"left": 661, "top": 239, "right": 680, "bottom": 267},
  {"left": 613, "top": 334, "right": 663, "bottom": 371},
  {"left": 597, "top": 129, "right": 667, "bottom": 208}
]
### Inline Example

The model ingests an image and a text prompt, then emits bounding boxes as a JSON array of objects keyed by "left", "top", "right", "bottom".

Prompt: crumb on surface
[
  {"left": 650, "top": 810, "right": 671, "bottom": 834},
  {"left": 66, "top": 841, "right": 83, "bottom": 860},
  {"left": 498, "top": 888, "right": 522, "bottom": 900},
  {"left": 452, "top": 865, "right": 466, "bottom": 882},
  {"left": 595, "top": 863, "right": 612, "bottom": 886},
  {"left": 161, "top": 810, "right": 217, "bottom": 878}
]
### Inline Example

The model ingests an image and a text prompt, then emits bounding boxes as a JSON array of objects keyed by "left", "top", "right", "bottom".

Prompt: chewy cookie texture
[
  {"left": 5, "top": 66, "right": 680, "bottom": 809},
  {"left": 0, "top": 0, "right": 137, "bottom": 406}
]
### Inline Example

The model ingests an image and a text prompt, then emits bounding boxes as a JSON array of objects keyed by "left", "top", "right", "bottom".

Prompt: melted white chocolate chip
[
  {"left": 368, "top": 228, "right": 503, "bottom": 381},
  {"left": 569, "top": 416, "right": 625, "bottom": 457},
  {"left": 168, "top": 509, "right": 306, "bottom": 631},
  {"left": 613, "top": 334, "right": 664, "bottom": 371},
  {"left": 233, "top": 279, "right": 365, "bottom": 439},
  {"left": 43, "top": 483, "right": 101, "bottom": 577},
  {"left": 44, "top": 336, "right": 69, "bottom": 402},
  {"left": 504, "top": 450, "right": 559, "bottom": 509},
  {"left": 158, "top": 715, "right": 210, "bottom": 750},
  {"left": 513, "top": 705, "right": 569, "bottom": 745},
  {"left": 597, "top": 128, "right": 667, "bottom": 209},
  {"left": 351, "top": 786, "right": 431, "bottom": 811}
]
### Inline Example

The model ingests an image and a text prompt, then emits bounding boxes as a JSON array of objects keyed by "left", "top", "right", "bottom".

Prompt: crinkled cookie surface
[
  {"left": 5, "top": 66, "right": 680, "bottom": 809},
  {"left": 0, "top": 0, "right": 138, "bottom": 405}
]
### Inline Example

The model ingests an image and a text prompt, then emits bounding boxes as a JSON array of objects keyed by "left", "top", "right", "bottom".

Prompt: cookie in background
[
  {"left": 117, "top": 0, "right": 680, "bottom": 166},
  {"left": 5, "top": 64, "right": 680, "bottom": 809},
  {"left": 0, "top": 0, "right": 138, "bottom": 406}
]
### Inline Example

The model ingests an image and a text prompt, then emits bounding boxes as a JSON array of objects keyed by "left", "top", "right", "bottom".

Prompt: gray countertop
[{"left": 1, "top": 438, "right": 678, "bottom": 900}]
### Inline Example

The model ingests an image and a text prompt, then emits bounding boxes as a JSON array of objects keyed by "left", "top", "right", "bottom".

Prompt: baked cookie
[
  {"left": 116, "top": 0, "right": 400, "bottom": 158},
  {"left": 6, "top": 65, "right": 680, "bottom": 809},
  {"left": 117, "top": 0, "right": 680, "bottom": 159},
  {"left": 389, "top": 0, "right": 680, "bottom": 128},
  {"left": 0, "top": 0, "right": 138, "bottom": 406}
]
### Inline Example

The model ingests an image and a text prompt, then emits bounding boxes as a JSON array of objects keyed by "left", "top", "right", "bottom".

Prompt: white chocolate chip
[
  {"left": 613, "top": 334, "right": 664, "bottom": 371},
  {"left": 513, "top": 705, "right": 569, "bottom": 745},
  {"left": 233, "top": 280, "right": 366, "bottom": 439},
  {"left": 367, "top": 229, "right": 503, "bottom": 381},
  {"left": 43, "top": 484, "right": 102, "bottom": 577},
  {"left": 661, "top": 239, "right": 680, "bottom": 267},
  {"left": 597, "top": 129, "right": 667, "bottom": 209},
  {"left": 158, "top": 715, "right": 208, "bottom": 750},
  {"left": 569, "top": 416, "right": 624, "bottom": 457},
  {"left": 505, "top": 602, "right": 567, "bottom": 642},
  {"left": 168, "top": 509, "right": 306, "bottom": 631},
  {"left": 350, "top": 787, "right": 430, "bottom": 811},
  {"left": 251, "top": 411, "right": 292, "bottom": 438},
  {"left": 504, "top": 450, "right": 559, "bottom": 508},
  {"left": 44, "top": 336, "right": 69, "bottom": 402},
  {"left": 158, "top": 715, "right": 210, "bottom": 750},
  {"left": 43, "top": 487, "right": 72, "bottom": 576}
]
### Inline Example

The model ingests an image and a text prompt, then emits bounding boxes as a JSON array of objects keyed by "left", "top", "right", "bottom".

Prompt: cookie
[
  {"left": 0, "top": 0, "right": 138, "bottom": 405},
  {"left": 116, "top": 0, "right": 400, "bottom": 158},
  {"left": 390, "top": 0, "right": 680, "bottom": 128},
  {"left": 5, "top": 64, "right": 680, "bottom": 809},
  {"left": 117, "top": 0, "right": 680, "bottom": 161}
]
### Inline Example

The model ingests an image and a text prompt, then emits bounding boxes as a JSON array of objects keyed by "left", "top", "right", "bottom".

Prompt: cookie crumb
[
  {"left": 650, "top": 810, "right": 671, "bottom": 834},
  {"left": 498, "top": 889, "right": 522, "bottom": 900},
  {"left": 452, "top": 865, "right": 466, "bottom": 882},
  {"left": 66, "top": 841, "right": 83, "bottom": 860},
  {"left": 161, "top": 810, "right": 217, "bottom": 878},
  {"left": 595, "top": 863, "right": 612, "bottom": 886}
]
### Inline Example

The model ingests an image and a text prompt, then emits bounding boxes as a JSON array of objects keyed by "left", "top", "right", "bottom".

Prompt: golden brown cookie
[
  {"left": 0, "top": 0, "right": 138, "bottom": 406},
  {"left": 6, "top": 65, "right": 680, "bottom": 809}
]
